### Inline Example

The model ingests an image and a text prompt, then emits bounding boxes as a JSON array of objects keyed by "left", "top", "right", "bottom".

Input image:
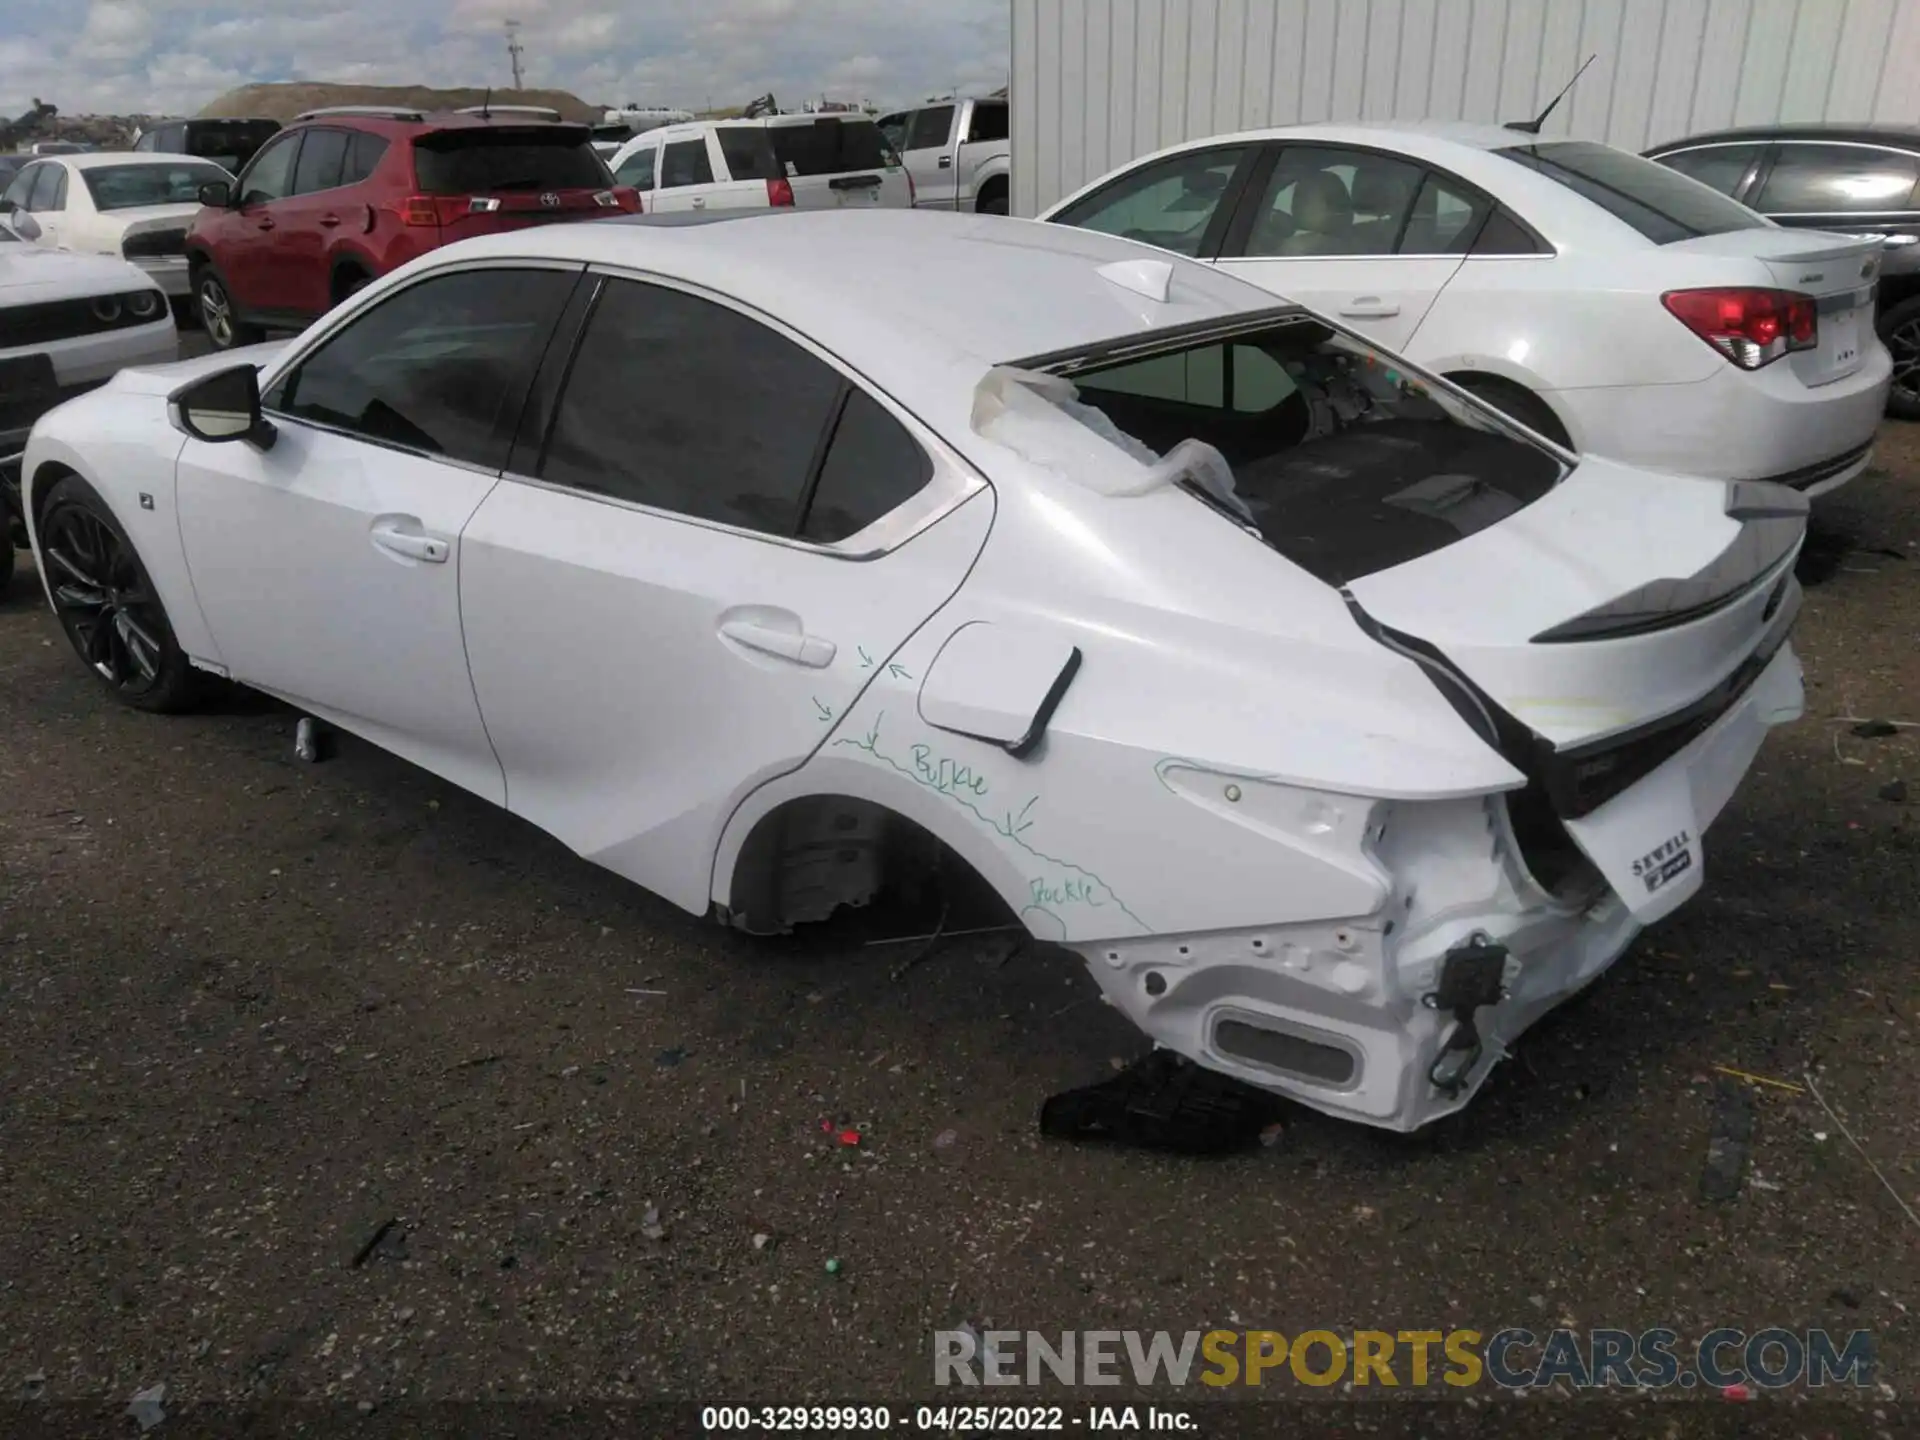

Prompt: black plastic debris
[
  {"left": 1880, "top": 779, "right": 1909, "bottom": 803},
  {"left": 1852, "top": 719, "right": 1900, "bottom": 738},
  {"left": 1040, "top": 1049, "right": 1285, "bottom": 1155},
  {"left": 1700, "top": 1080, "right": 1755, "bottom": 1203}
]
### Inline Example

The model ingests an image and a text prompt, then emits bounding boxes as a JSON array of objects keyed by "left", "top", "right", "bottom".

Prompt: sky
[{"left": 0, "top": 0, "right": 1010, "bottom": 118}]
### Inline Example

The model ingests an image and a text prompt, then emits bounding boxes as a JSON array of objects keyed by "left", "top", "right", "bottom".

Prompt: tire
[
  {"left": 1877, "top": 294, "right": 1920, "bottom": 421},
  {"left": 195, "top": 265, "right": 263, "bottom": 351},
  {"left": 37, "top": 475, "right": 201, "bottom": 713},
  {"left": 1452, "top": 375, "right": 1573, "bottom": 450},
  {"left": 332, "top": 269, "right": 372, "bottom": 308},
  {"left": 0, "top": 495, "right": 15, "bottom": 595},
  {"left": 975, "top": 182, "right": 1009, "bottom": 216}
]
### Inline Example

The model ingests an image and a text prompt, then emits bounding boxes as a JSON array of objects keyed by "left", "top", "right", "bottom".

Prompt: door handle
[
  {"left": 319, "top": 213, "right": 341, "bottom": 228},
  {"left": 692, "top": 196, "right": 706, "bottom": 208},
  {"left": 256, "top": 217, "right": 275, "bottom": 231},
  {"left": 937, "top": 154, "right": 953, "bottom": 169},
  {"left": 370, "top": 520, "right": 449, "bottom": 564},
  {"left": 720, "top": 619, "right": 836, "bottom": 668},
  {"left": 1338, "top": 296, "right": 1400, "bottom": 318}
]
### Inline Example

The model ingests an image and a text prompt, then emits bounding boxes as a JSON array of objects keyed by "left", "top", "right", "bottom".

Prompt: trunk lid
[{"left": 1665, "top": 227, "right": 1882, "bottom": 385}]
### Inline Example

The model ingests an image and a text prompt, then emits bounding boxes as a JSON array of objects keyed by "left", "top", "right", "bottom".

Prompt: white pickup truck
[{"left": 877, "top": 97, "right": 1009, "bottom": 214}]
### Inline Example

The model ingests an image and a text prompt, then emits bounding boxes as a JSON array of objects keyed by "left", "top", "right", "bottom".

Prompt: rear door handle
[
  {"left": 319, "top": 213, "right": 340, "bottom": 228},
  {"left": 720, "top": 619, "right": 835, "bottom": 668},
  {"left": 938, "top": 154, "right": 953, "bottom": 169},
  {"left": 256, "top": 217, "right": 275, "bottom": 231},
  {"left": 1338, "top": 296, "right": 1400, "bottom": 318},
  {"left": 370, "top": 519, "right": 449, "bottom": 564}
]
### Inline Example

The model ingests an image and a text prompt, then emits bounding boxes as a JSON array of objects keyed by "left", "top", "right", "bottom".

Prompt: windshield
[
  {"left": 996, "top": 316, "right": 1563, "bottom": 585},
  {"left": 766, "top": 118, "right": 897, "bottom": 176},
  {"left": 1497, "top": 139, "right": 1768, "bottom": 243},
  {"left": 82, "top": 161, "right": 231, "bottom": 210},
  {"left": 411, "top": 129, "right": 611, "bottom": 193}
]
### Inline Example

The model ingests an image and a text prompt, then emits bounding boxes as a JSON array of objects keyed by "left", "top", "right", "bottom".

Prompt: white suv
[{"left": 610, "top": 116, "right": 912, "bottom": 215}]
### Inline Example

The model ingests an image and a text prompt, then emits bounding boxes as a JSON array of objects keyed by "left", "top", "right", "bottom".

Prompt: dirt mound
[{"left": 196, "top": 82, "right": 601, "bottom": 125}]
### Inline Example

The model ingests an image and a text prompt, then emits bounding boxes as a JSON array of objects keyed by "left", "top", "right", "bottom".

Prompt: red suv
[{"left": 185, "top": 105, "right": 637, "bottom": 349}]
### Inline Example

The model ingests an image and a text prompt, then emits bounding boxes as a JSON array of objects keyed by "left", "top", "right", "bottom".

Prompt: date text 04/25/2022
[{"left": 699, "top": 1404, "right": 1197, "bottom": 1432}]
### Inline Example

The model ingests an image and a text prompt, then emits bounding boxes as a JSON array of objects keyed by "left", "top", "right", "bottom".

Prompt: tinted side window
[
  {"left": 614, "top": 146, "right": 656, "bottom": 189},
  {"left": 341, "top": 132, "right": 390, "bottom": 186},
  {"left": 801, "top": 390, "right": 933, "bottom": 543},
  {"left": 1470, "top": 207, "right": 1543, "bottom": 255},
  {"left": 1053, "top": 147, "right": 1246, "bottom": 258},
  {"left": 240, "top": 133, "right": 300, "bottom": 205},
  {"left": 29, "top": 165, "right": 64, "bottom": 211},
  {"left": 538, "top": 279, "right": 843, "bottom": 537},
  {"left": 1755, "top": 143, "right": 1920, "bottom": 213},
  {"left": 1400, "top": 172, "right": 1485, "bottom": 254},
  {"left": 906, "top": 106, "right": 955, "bottom": 151},
  {"left": 661, "top": 140, "right": 714, "bottom": 188},
  {"left": 274, "top": 268, "right": 576, "bottom": 470},
  {"left": 1657, "top": 144, "right": 1763, "bottom": 197},
  {"left": 1241, "top": 148, "right": 1424, "bottom": 257},
  {"left": 292, "top": 128, "right": 349, "bottom": 194},
  {"left": 877, "top": 113, "right": 909, "bottom": 151},
  {"left": 966, "top": 102, "right": 1008, "bottom": 144},
  {"left": 716, "top": 128, "right": 781, "bottom": 181},
  {"left": 1497, "top": 140, "right": 1764, "bottom": 242}
]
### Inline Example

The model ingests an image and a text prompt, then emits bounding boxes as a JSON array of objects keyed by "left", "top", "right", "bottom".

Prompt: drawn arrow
[
  {"left": 887, "top": 663, "right": 913, "bottom": 681},
  {"left": 812, "top": 698, "right": 833, "bottom": 721},
  {"left": 857, "top": 646, "right": 874, "bottom": 669}
]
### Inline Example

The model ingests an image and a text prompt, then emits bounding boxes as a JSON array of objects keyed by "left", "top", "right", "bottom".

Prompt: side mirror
[
  {"left": 10, "top": 212, "right": 41, "bottom": 241},
  {"left": 169, "top": 363, "right": 276, "bottom": 449},
  {"left": 198, "top": 179, "right": 232, "bottom": 208}
]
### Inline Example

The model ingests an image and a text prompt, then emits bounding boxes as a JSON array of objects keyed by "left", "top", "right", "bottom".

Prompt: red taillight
[
  {"left": 400, "top": 194, "right": 440, "bottom": 227},
  {"left": 767, "top": 177, "right": 795, "bottom": 208},
  {"left": 1662, "top": 287, "right": 1818, "bottom": 370},
  {"left": 607, "top": 186, "right": 641, "bottom": 213}
]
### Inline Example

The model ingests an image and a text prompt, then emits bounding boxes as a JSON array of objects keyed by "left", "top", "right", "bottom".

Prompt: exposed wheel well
[
  {"left": 26, "top": 460, "right": 77, "bottom": 529},
  {"left": 976, "top": 174, "right": 1007, "bottom": 198},
  {"left": 720, "top": 793, "right": 1007, "bottom": 937},
  {"left": 1878, "top": 272, "right": 1920, "bottom": 312},
  {"left": 1442, "top": 370, "right": 1573, "bottom": 449},
  {"left": 330, "top": 260, "right": 373, "bottom": 304}
]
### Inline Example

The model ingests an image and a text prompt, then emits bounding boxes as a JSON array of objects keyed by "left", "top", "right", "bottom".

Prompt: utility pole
[{"left": 505, "top": 19, "right": 525, "bottom": 90}]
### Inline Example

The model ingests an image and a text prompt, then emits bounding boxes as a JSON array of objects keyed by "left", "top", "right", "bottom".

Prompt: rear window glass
[
  {"left": 767, "top": 119, "right": 895, "bottom": 177},
  {"left": 1034, "top": 318, "right": 1562, "bottom": 585},
  {"left": 82, "top": 161, "right": 230, "bottom": 210},
  {"left": 1497, "top": 140, "right": 1766, "bottom": 243},
  {"left": 181, "top": 120, "right": 279, "bottom": 171},
  {"left": 412, "top": 129, "right": 609, "bottom": 194},
  {"left": 716, "top": 128, "right": 782, "bottom": 182}
]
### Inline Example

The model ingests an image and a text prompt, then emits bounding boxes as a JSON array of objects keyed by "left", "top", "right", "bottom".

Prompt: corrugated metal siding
[{"left": 1011, "top": 0, "right": 1920, "bottom": 215}]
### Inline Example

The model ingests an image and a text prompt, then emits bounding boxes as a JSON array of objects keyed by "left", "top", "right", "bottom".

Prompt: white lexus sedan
[
  {"left": 1041, "top": 123, "right": 1892, "bottom": 496},
  {"left": 18, "top": 210, "right": 1808, "bottom": 1131},
  {"left": 0, "top": 151, "right": 234, "bottom": 302}
]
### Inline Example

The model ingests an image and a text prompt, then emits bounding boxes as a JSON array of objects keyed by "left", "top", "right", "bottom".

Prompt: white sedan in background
[
  {"left": 1042, "top": 123, "right": 1892, "bottom": 496},
  {"left": 0, "top": 151, "right": 233, "bottom": 302},
  {"left": 18, "top": 210, "right": 1806, "bottom": 1130}
]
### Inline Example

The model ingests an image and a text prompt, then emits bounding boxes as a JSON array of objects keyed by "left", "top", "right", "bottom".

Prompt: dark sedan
[{"left": 1646, "top": 124, "right": 1920, "bottom": 418}]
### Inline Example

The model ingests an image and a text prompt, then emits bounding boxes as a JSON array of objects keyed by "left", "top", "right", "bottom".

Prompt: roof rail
[
  {"left": 292, "top": 106, "right": 425, "bottom": 122},
  {"left": 455, "top": 105, "right": 562, "bottom": 121}
]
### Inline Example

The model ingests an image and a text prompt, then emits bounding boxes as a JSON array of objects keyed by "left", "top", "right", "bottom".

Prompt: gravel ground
[{"left": 1, "top": 354, "right": 1915, "bottom": 1435}]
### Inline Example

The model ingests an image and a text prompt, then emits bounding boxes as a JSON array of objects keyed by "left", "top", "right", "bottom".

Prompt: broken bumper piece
[{"left": 1069, "top": 642, "right": 1803, "bottom": 1132}]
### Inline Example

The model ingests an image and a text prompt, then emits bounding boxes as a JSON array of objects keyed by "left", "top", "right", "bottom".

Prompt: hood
[
  {"left": 0, "top": 244, "right": 154, "bottom": 300},
  {"left": 1345, "top": 457, "right": 1805, "bottom": 748},
  {"left": 106, "top": 341, "right": 292, "bottom": 397}
]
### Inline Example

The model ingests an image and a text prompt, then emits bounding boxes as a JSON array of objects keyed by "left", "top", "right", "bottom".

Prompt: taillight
[
  {"left": 767, "top": 177, "right": 794, "bottom": 208},
  {"left": 400, "top": 194, "right": 440, "bottom": 227},
  {"left": 1662, "top": 287, "right": 1818, "bottom": 370}
]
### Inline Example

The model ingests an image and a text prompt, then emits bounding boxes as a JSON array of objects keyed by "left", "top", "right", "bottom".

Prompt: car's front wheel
[
  {"left": 1878, "top": 294, "right": 1920, "bottom": 421},
  {"left": 38, "top": 475, "right": 200, "bottom": 712},
  {"left": 195, "top": 266, "right": 263, "bottom": 351}
]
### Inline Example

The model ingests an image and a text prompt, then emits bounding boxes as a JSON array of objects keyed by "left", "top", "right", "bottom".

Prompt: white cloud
[{"left": 2, "top": 0, "right": 1007, "bottom": 118}]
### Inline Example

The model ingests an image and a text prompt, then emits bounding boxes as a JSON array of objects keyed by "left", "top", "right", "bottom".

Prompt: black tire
[
  {"left": 332, "top": 269, "right": 372, "bottom": 307},
  {"left": 1452, "top": 375, "right": 1573, "bottom": 450},
  {"left": 975, "top": 182, "right": 1009, "bottom": 216},
  {"left": 38, "top": 475, "right": 200, "bottom": 713},
  {"left": 0, "top": 497, "right": 15, "bottom": 595},
  {"left": 1877, "top": 293, "right": 1920, "bottom": 421},
  {"left": 195, "top": 265, "right": 263, "bottom": 351}
]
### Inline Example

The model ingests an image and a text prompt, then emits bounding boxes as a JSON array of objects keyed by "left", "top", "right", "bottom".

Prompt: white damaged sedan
[{"left": 19, "top": 210, "right": 1806, "bottom": 1130}]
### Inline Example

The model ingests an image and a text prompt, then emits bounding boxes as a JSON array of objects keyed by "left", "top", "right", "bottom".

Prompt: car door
[
  {"left": 222, "top": 130, "right": 303, "bottom": 313},
  {"left": 1211, "top": 145, "right": 1478, "bottom": 352},
  {"left": 899, "top": 104, "right": 958, "bottom": 208},
  {"left": 276, "top": 125, "right": 351, "bottom": 313},
  {"left": 1747, "top": 139, "right": 1920, "bottom": 258},
  {"left": 955, "top": 100, "right": 1008, "bottom": 210},
  {"left": 173, "top": 263, "right": 584, "bottom": 804},
  {"left": 457, "top": 271, "right": 993, "bottom": 915}
]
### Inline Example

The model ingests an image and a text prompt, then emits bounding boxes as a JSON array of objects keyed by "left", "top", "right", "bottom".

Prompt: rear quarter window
[
  {"left": 716, "top": 128, "right": 782, "bottom": 182},
  {"left": 1498, "top": 140, "right": 1768, "bottom": 243}
]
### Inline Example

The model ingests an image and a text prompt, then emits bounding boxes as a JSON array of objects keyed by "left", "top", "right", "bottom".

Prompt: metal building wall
[{"left": 1010, "top": 0, "right": 1920, "bottom": 215}]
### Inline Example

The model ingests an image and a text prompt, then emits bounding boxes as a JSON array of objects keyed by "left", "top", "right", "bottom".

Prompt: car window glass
[
  {"left": 538, "top": 278, "right": 844, "bottom": 537},
  {"left": 1074, "top": 344, "right": 1298, "bottom": 416},
  {"left": 1052, "top": 146, "right": 1246, "bottom": 258},
  {"left": 273, "top": 268, "right": 576, "bottom": 470},
  {"left": 965, "top": 103, "right": 1008, "bottom": 144},
  {"left": 1470, "top": 206, "right": 1543, "bottom": 255},
  {"left": 1497, "top": 140, "right": 1764, "bottom": 242},
  {"left": 292, "top": 128, "right": 349, "bottom": 194},
  {"left": 1400, "top": 172, "right": 1483, "bottom": 253},
  {"left": 83, "top": 162, "right": 228, "bottom": 211},
  {"left": 906, "top": 105, "right": 955, "bottom": 151},
  {"left": 4, "top": 165, "right": 39, "bottom": 210},
  {"left": 1755, "top": 143, "right": 1920, "bottom": 213},
  {"left": 341, "top": 132, "right": 389, "bottom": 186},
  {"left": 614, "top": 146, "right": 656, "bottom": 189},
  {"left": 411, "top": 130, "right": 609, "bottom": 193},
  {"left": 716, "top": 127, "right": 781, "bottom": 181},
  {"left": 800, "top": 389, "right": 934, "bottom": 543},
  {"left": 28, "top": 165, "right": 64, "bottom": 211},
  {"left": 1657, "top": 144, "right": 1762, "bottom": 197},
  {"left": 161, "top": 124, "right": 187, "bottom": 149},
  {"left": 239, "top": 134, "right": 300, "bottom": 205},
  {"left": 134, "top": 132, "right": 155, "bottom": 152},
  {"left": 1241, "top": 147, "right": 1424, "bottom": 257},
  {"left": 768, "top": 119, "right": 892, "bottom": 176},
  {"left": 877, "top": 113, "right": 909, "bottom": 151},
  {"left": 661, "top": 140, "right": 714, "bottom": 188}
]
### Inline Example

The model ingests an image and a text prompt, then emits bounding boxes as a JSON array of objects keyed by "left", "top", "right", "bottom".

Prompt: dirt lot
[{"left": 1, "top": 409, "right": 1916, "bottom": 1436}]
